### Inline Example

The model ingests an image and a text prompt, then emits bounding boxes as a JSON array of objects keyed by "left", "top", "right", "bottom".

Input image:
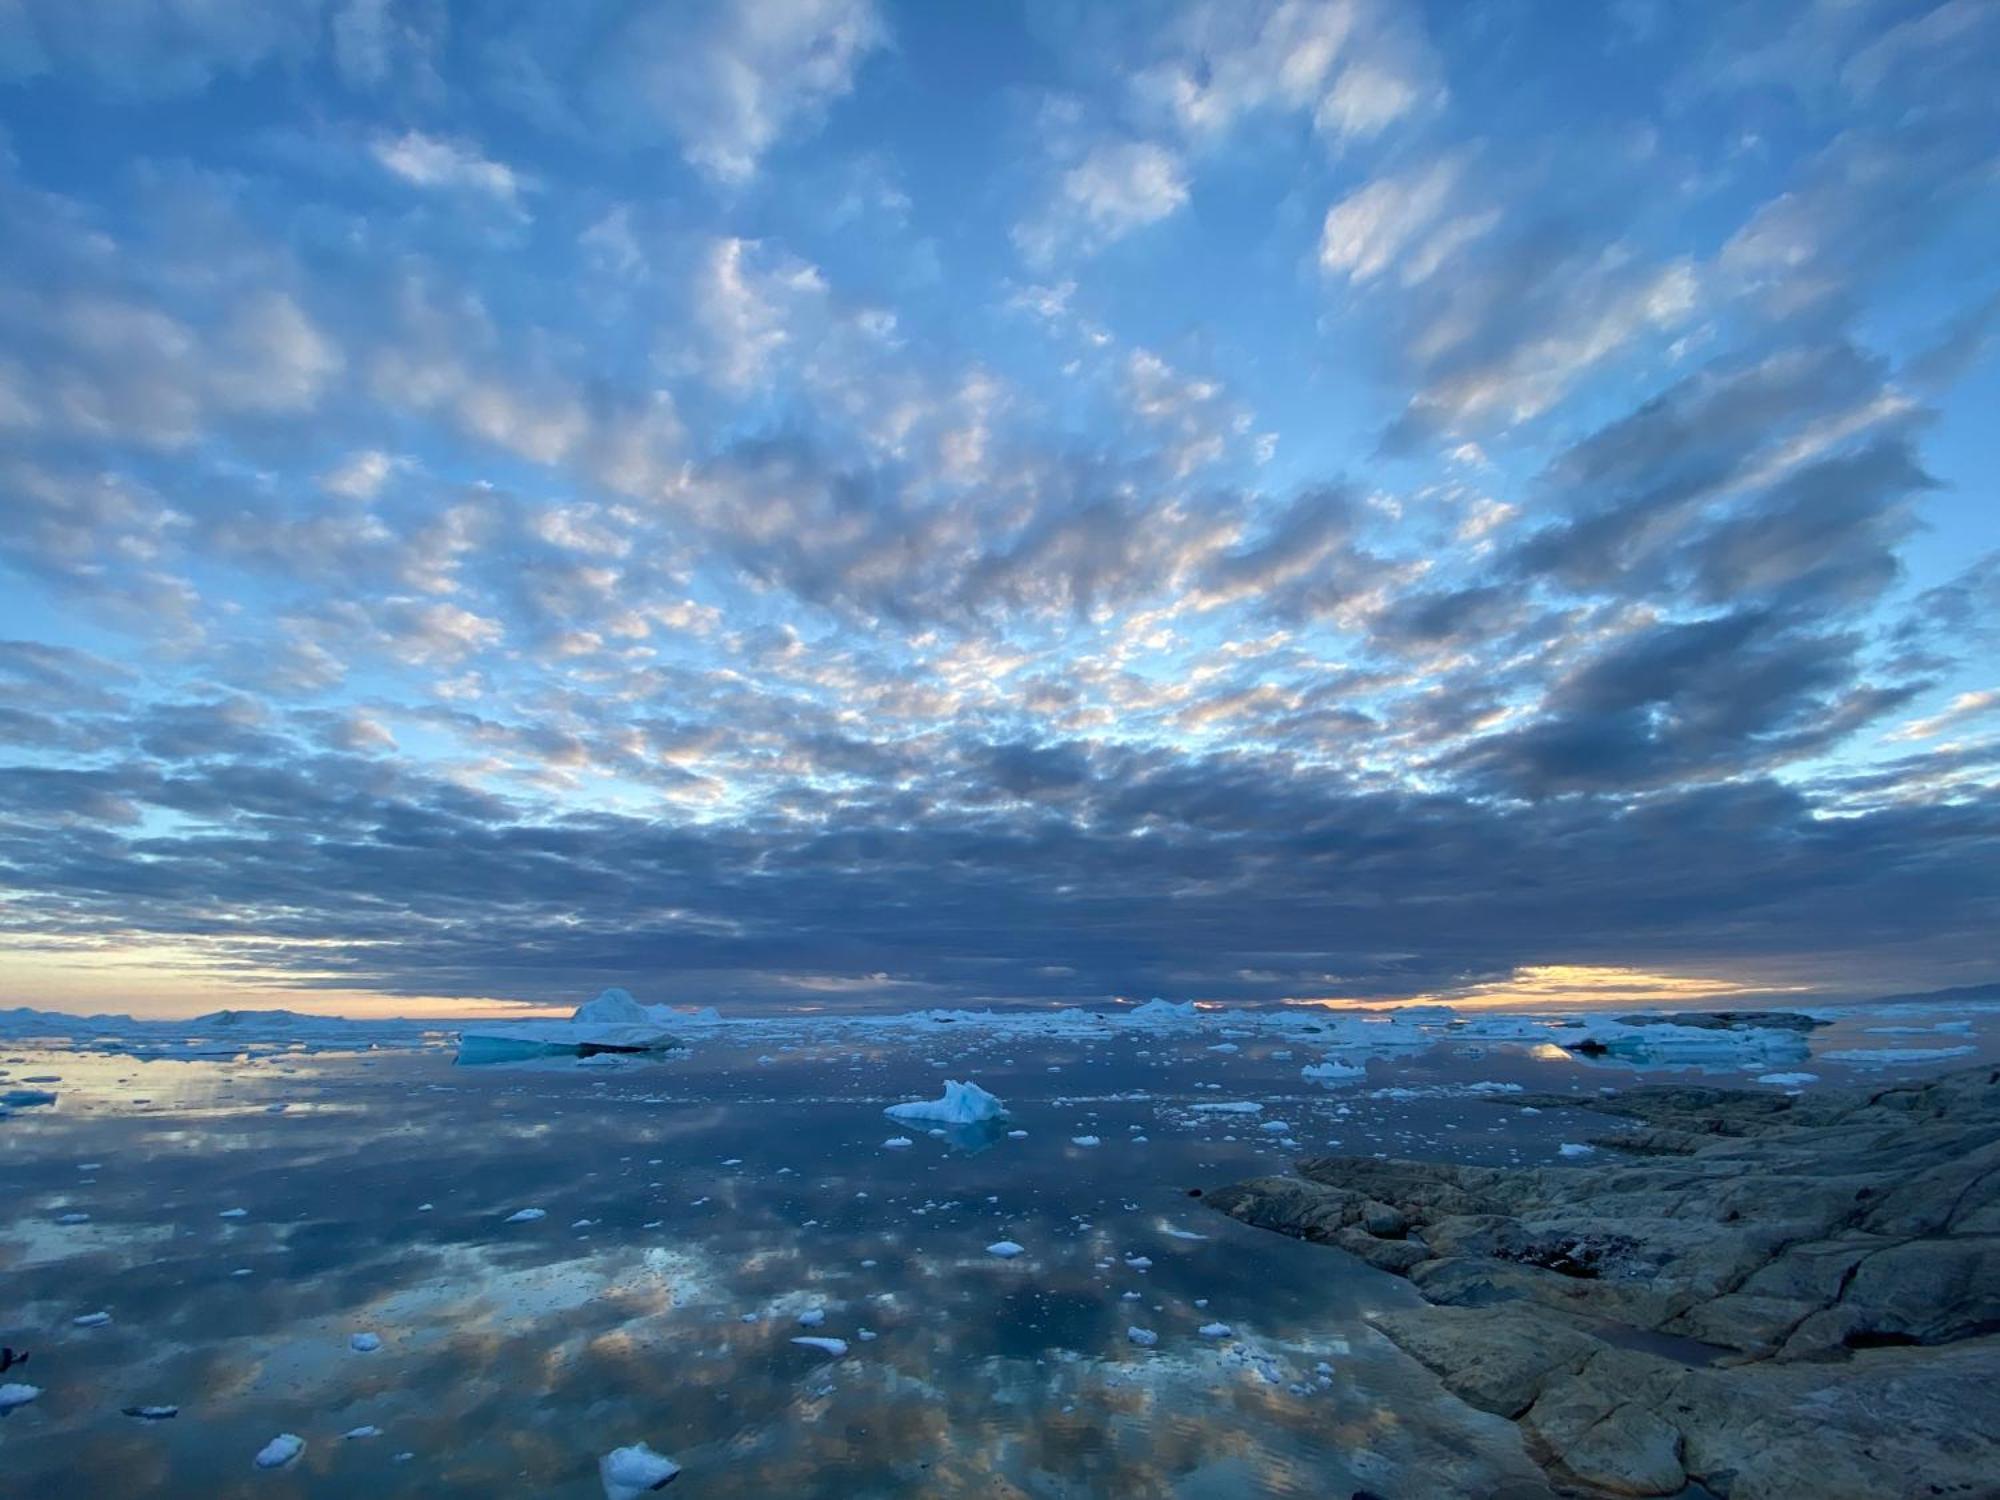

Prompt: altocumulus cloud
[{"left": 0, "top": 0, "right": 1996, "bottom": 1011}]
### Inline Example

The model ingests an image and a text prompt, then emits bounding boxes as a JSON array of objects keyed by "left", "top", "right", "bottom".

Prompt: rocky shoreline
[{"left": 1206, "top": 1065, "right": 2000, "bottom": 1499}]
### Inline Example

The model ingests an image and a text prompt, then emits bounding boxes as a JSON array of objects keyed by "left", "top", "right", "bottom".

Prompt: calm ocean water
[{"left": 5, "top": 1007, "right": 1995, "bottom": 1497}]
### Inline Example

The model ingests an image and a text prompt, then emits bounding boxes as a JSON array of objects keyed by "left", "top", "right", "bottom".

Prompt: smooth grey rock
[{"left": 1211, "top": 1064, "right": 2000, "bottom": 1498}]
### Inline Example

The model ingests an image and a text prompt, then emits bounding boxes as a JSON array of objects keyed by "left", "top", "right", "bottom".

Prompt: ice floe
[
  {"left": 600, "top": 1441, "right": 682, "bottom": 1498},
  {"left": 350, "top": 1332, "right": 381, "bottom": 1352},
  {"left": 986, "top": 1241, "right": 1025, "bottom": 1258},
  {"left": 0, "top": 1383, "right": 40, "bottom": 1411},
  {"left": 253, "top": 1433, "right": 304, "bottom": 1469},
  {"left": 884, "top": 1080, "right": 1007, "bottom": 1126},
  {"left": 791, "top": 1336, "right": 848, "bottom": 1357},
  {"left": 1821, "top": 1046, "right": 1976, "bottom": 1064}
]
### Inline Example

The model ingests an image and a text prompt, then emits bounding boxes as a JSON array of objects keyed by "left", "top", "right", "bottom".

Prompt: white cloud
[
  {"left": 1018, "top": 140, "right": 1189, "bottom": 263},
  {"left": 572, "top": 0, "right": 886, "bottom": 183},
  {"left": 371, "top": 129, "right": 527, "bottom": 204},
  {"left": 1887, "top": 689, "right": 2000, "bottom": 742},
  {"left": 320, "top": 449, "right": 397, "bottom": 501},
  {"left": 1320, "top": 155, "right": 1494, "bottom": 285},
  {"left": 693, "top": 236, "right": 827, "bottom": 393},
  {"left": 1134, "top": 0, "right": 1437, "bottom": 145}
]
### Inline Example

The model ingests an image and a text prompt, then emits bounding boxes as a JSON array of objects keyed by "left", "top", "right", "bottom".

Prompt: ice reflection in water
[{"left": 4, "top": 1017, "right": 1995, "bottom": 1497}]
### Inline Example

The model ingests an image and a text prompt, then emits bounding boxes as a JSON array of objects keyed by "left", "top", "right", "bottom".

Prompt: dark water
[{"left": 3, "top": 1013, "right": 1993, "bottom": 1498}]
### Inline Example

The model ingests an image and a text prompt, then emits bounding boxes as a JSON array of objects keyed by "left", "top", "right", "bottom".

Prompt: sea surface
[{"left": 4, "top": 1003, "right": 1997, "bottom": 1498}]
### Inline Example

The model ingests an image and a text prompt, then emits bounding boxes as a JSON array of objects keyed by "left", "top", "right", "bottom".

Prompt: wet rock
[{"left": 1210, "top": 1065, "right": 2000, "bottom": 1498}]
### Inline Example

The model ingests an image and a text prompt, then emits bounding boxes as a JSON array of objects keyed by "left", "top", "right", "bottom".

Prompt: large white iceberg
[
  {"left": 1556, "top": 1017, "right": 1810, "bottom": 1066},
  {"left": 1304, "top": 1014, "right": 1432, "bottom": 1051},
  {"left": 457, "top": 988, "right": 684, "bottom": 1061},
  {"left": 1121, "top": 998, "right": 1203, "bottom": 1026},
  {"left": 884, "top": 1080, "right": 1007, "bottom": 1126}
]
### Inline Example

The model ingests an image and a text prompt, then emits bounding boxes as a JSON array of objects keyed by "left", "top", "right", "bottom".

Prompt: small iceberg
[
  {"left": 986, "top": 1241, "right": 1025, "bottom": 1258},
  {"left": 884, "top": 1080, "right": 1006, "bottom": 1126},
  {"left": 600, "top": 1441, "right": 682, "bottom": 1499},
  {"left": 1126, "top": 1327, "right": 1158, "bottom": 1347},
  {"left": 0, "top": 1383, "right": 40, "bottom": 1412},
  {"left": 791, "top": 1336, "right": 848, "bottom": 1357},
  {"left": 253, "top": 1434, "right": 304, "bottom": 1469}
]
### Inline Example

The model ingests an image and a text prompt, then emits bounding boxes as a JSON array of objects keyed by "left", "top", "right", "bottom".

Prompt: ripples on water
[{"left": 3, "top": 1010, "right": 1994, "bottom": 1497}]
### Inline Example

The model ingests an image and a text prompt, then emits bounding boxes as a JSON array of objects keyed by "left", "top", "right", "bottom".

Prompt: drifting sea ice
[
  {"left": 986, "top": 1241, "right": 1025, "bottom": 1258},
  {"left": 791, "top": 1336, "right": 848, "bottom": 1357},
  {"left": 253, "top": 1434, "right": 304, "bottom": 1469},
  {"left": 600, "top": 1441, "right": 683, "bottom": 1499},
  {"left": 350, "top": 1331, "right": 381, "bottom": 1352},
  {"left": 0, "top": 1383, "right": 40, "bottom": 1411},
  {"left": 884, "top": 1079, "right": 1007, "bottom": 1126},
  {"left": 503, "top": 1208, "right": 547, "bottom": 1223},
  {"left": 1301, "top": 1060, "right": 1365, "bottom": 1084}
]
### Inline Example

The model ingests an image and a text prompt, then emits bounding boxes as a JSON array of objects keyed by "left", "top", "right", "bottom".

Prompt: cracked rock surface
[{"left": 1208, "top": 1065, "right": 2000, "bottom": 1498}]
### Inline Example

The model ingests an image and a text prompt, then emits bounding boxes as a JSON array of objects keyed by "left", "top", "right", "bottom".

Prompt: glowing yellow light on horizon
[{"left": 1284, "top": 963, "right": 1814, "bottom": 1013}]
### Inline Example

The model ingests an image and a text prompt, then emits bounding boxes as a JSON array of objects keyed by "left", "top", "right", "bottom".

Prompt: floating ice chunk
[
  {"left": 600, "top": 1440, "right": 683, "bottom": 1499},
  {"left": 882, "top": 1137, "right": 914, "bottom": 1149},
  {"left": 1162, "top": 1227, "right": 1208, "bottom": 1240},
  {"left": 1821, "top": 1046, "right": 1976, "bottom": 1064},
  {"left": 790, "top": 1336, "right": 848, "bottom": 1357},
  {"left": 1123, "top": 999, "right": 1201, "bottom": 1025},
  {"left": 1006, "top": 1129, "right": 1028, "bottom": 1139},
  {"left": 54, "top": 1212, "right": 89, "bottom": 1224},
  {"left": 1301, "top": 1058, "right": 1367, "bottom": 1085},
  {"left": 0, "top": 1383, "right": 40, "bottom": 1411},
  {"left": 1309, "top": 1015, "right": 1432, "bottom": 1051},
  {"left": 1124, "top": 1255, "right": 1153, "bottom": 1269},
  {"left": 503, "top": 1208, "right": 546, "bottom": 1223},
  {"left": 986, "top": 1241, "right": 1025, "bottom": 1258},
  {"left": 253, "top": 1434, "right": 304, "bottom": 1469},
  {"left": 72, "top": 1311, "right": 111, "bottom": 1327},
  {"left": 343, "top": 1425, "right": 382, "bottom": 1439},
  {"left": 1207, "top": 1043, "right": 1239, "bottom": 1054},
  {"left": 1558, "top": 1143, "right": 1595, "bottom": 1158},
  {"left": 123, "top": 1405, "right": 178, "bottom": 1420},
  {"left": 1559, "top": 1018, "right": 1810, "bottom": 1065},
  {"left": 1191, "top": 1101, "right": 1262, "bottom": 1114},
  {"left": 1071, "top": 1135, "right": 1101, "bottom": 1147},
  {"left": 884, "top": 1080, "right": 1006, "bottom": 1126},
  {"left": 1198, "top": 1322, "right": 1233, "bottom": 1338},
  {"left": 1258, "top": 1120, "right": 1291, "bottom": 1134},
  {"left": 1126, "top": 1327, "right": 1158, "bottom": 1347},
  {"left": 1758, "top": 1072, "right": 1819, "bottom": 1087},
  {"left": 218, "top": 1208, "right": 248, "bottom": 1219},
  {"left": 858, "top": 1328, "right": 877, "bottom": 1341},
  {"left": 350, "top": 1332, "right": 381, "bottom": 1353},
  {"left": 797, "top": 1308, "right": 825, "bottom": 1328}
]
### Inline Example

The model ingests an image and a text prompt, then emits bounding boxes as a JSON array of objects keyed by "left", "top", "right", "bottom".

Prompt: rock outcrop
[{"left": 1207, "top": 1065, "right": 2000, "bottom": 1498}]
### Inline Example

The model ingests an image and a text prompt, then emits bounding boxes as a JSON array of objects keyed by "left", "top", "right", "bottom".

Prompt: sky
[{"left": 0, "top": 0, "right": 1996, "bottom": 1019}]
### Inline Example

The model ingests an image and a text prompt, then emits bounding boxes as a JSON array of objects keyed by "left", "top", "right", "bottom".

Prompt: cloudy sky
[{"left": 0, "top": 0, "right": 1996, "bottom": 1018}]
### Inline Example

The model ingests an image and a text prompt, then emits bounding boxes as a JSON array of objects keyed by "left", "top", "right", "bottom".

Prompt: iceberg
[
  {"left": 1303, "top": 1014, "right": 1432, "bottom": 1051},
  {"left": 600, "top": 1442, "right": 682, "bottom": 1499},
  {"left": 884, "top": 1080, "right": 1007, "bottom": 1126},
  {"left": 253, "top": 1434, "right": 304, "bottom": 1470},
  {"left": 1121, "top": 998, "right": 1202, "bottom": 1025},
  {"left": 1301, "top": 1059, "right": 1365, "bottom": 1085},
  {"left": 1556, "top": 1017, "right": 1811, "bottom": 1066},
  {"left": 457, "top": 988, "right": 683, "bottom": 1062}
]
